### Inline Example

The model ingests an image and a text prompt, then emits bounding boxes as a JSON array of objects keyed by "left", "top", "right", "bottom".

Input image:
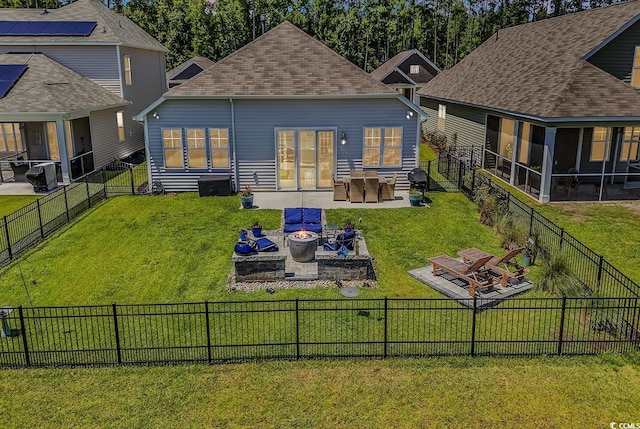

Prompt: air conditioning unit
[{"left": 26, "top": 162, "right": 57, "bottom": 193}]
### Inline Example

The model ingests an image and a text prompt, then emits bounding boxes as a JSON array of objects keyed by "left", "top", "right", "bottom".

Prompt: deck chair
[
  {"left": 349, "top": 174, "right": 365, "bottom": 203},
  {"left": 332, "top": 175, "right": 347, "bottom": 201},
  {"left": 364, "top": 172, "right": 379, "bottom": 203},
  {"left": 458, "top": 247, "right": 529, "bottom": 286},
  {"left": 380, "top": 173, "right": 397, "bottom": 201},
  {"left": 428, "top": 254, "right": 496, "bottom": 296}
]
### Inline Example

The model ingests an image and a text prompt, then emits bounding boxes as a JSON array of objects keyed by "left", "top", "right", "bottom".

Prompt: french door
[{"left": 277, "top": 129, "right": 334, "bottom": 190}]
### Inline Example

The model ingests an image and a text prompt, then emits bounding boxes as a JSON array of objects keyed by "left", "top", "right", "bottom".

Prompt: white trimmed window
[
  {"left": 116, "top": 111, "right": 125, "bottom": 142},
  {"left": 632, "top": 47, "right": 640, "bottom": 88},
  {"left": 621, "top": 127, "right": 640, "bottom": 161},
  {"left": 45, "top": 122, "right": 60, "bottom": 160},
  {"left": 363, "top": 127, "right": 402, "bottom": 167},
  {"left": 209, "top": 128, "right": 230, "bottom": 168},
  {"left": 410, "top": 64, "right": 419, "bottom": 74},
  {"left": 186, "top": 129, "right": 206, "bottom": 168},
  {"left": 123, "top": 55, "right": 132, "bottom": 86},
  {"left": 590, "top": 127, "right": 610, "bottom": 162},
  {"left": 438, "top": 104, "right": 446, "bottom": 132},
  {"left": 1, "top": 123, "right": 22, "bottom": 152},
  {"left": 163, "top": 129, "right": 183, "bottom": 168}
]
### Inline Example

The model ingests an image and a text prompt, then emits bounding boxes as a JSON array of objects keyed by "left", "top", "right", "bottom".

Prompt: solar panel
[
  {"left": 0, "top": 21, "right": 97, "bottom": 37},
  {"left": 0, "top": 64, "right": 28, "bottom": 99}
]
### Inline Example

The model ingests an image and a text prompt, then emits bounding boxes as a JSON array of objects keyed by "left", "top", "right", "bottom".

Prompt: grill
[{"left": 408, "top": 167, "right": 428, "bottom": 202}]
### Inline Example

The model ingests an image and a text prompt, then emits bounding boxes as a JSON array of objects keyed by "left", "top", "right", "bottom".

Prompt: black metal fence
[
  {"left": 0, "top": 296, "right": 637, "bottom": 368},
  {"left": 0, "top": 162, "right": 147, "bottom": 268},
  {"left": 430, "top": 151, "right": 640, "bottom": 300}
]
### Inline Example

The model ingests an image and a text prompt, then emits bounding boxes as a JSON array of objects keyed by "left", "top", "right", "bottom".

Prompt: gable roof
[
  {"left": 371, "top": 49, "right": 439, "bottom": 85},
  {"left": 169, "top": 21, "right": 396, "bottom": 97},
  {"left": 0, "top": 0, "right": 167, "bottom": 52},
  {"left": 0, "top": 53, "right": 128, "bottom": 115},
  {"left": 167, "top": 56, "right": 215, "bottom": 81},
  {"left": 418, "top": 1, "right": 640, "bottom": 120}
]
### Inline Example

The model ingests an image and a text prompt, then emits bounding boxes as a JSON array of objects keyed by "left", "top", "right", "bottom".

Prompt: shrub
[
  {"left": 494, "top": 214, "right": 528, "bottom": 250},
  {"left": 533, "top": 252, "right": 584, "bottom": 297},
  {"left": 424, "top": 130, "right": 447, "bottom": 151}
]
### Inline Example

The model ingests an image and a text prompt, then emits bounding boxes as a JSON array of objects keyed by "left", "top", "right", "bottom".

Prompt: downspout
[
  {"left": 144, "top": 116, "right": 152, "bottom": 190},
  {"left": 230, "top": 98, "right": 239, "bottom": 192}
]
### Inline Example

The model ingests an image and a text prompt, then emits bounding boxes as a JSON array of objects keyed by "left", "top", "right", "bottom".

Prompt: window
[
  {"left": 409, "top": 64, "right": 419, "bottom": 74},
  {"left": 46, "top": 122, "right": 60, "bottom": 160},
  {"left": 621, "top": 127, "right": 640, "bottom": 161},
  {"left": 209, "top": 129, "right": 230, "bottom": 168},
  {"left": 1, "top": 123, "right": 22, "bottom": 152},
  {"left": 186, "top": 129, "right": 206, "bottom": 168},
  {"left": 123, "top": 55, "right": 132, "bottom": 86},
  {"left": 632, "top": 47, "right": 640, "bottom": 88},
  {"left": 65, "top": 120, "right": 74, "bottom": 157},
  {"left": 499, "top": 118, "right": 515, "bottom": 160},
  {"left": 519, "top": 122, "right": 531, "bottom": 164},
  {"left": 363, "top": 127, "right": 402, "bottom": 167},
  {"left": 590, "top": 127, "right": 610, "bottom": 161},
  {"left": 163, "top": 129, "right": 183, "bottom": 168},
  {"left": 438, "top": 104, "right": 446, "bottom": 131},
  {"left": 116, "top": 111, "right": 125, "bottom": 142}
]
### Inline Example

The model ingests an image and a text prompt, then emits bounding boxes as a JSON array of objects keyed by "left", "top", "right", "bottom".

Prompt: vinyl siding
[
  {"left": 147, "top": 98, "right": 419, "bottom": 191},
  {"left": 0, "top": 45, "right": 122, "bottom": 94},
  {"left": 588, "top": 21, "right": 640, "bottom": 84},
  {"left": 419, "top": 98, "right": 438, "bottom": 134},
  {"left": 90, "top": 107, "right": 125, "bottom": 168},
  {"left": 445, "top": 104, "right": 486, "bottom": 163}
]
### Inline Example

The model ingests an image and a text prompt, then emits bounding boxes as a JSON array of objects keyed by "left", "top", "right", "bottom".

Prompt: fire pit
[{"left": 288, "top": 230, "right": 319, "bottom": 262}]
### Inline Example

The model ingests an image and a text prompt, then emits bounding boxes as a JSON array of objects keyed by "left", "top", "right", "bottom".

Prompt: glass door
[
  {"left": 278, "top": 130, "right": 295, "bottom": 189},
  {"left": 277, "top": 129, "right": 335, "bottom": 189},
  {"left": 317, "top": 131, "right": 334, "bottom": 188},
  {"left": 298, "top": 130, "right": 316, "bottom": 188}
]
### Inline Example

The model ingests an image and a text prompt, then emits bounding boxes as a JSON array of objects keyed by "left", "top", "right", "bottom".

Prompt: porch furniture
[
  {"left": 349, "top": 172, "right": 365, "bottom": 203},
  {"left": 364, "top": 171, "right": 379, "bottom": 203},
  {"left": 380, "top": 173, "right": 397, "bottom": 201},
  {"left": 428, "top": 254, "right": 496, "bottom": 296},
  {"left": 458, "top": 247, "right": 529, "bottom": 286},
  {"left": 332, "top": 175, "right": 348, "bottom": 201},
  {"left": 9, "top": 162, "right": 29, "bottom": 182},
  {"left": 282, "top": 207, "right": 323, "bottom": 234}
]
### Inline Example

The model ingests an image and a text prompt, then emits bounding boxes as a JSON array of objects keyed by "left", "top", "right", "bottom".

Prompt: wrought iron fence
[
  {"left": 0, "top": 162, "right": 147, "bottom": 268},
  {"left": 0, "top": 296, "right": 637, "bottom": 368}
]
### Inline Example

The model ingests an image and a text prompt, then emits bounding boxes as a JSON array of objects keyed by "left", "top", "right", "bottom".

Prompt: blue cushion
[
  {"left": 342, "top": 230, "right": 356, "bottom": 240},
  {"left": 303, "top": 208, "right": 322, "bottom": 224},
  {"left": 234, "top": 242, "right": 256, "bottom": 255},
  {"left": 324, "top": 242, "right": 339, "bottom": 251},
  {"left": 283, "top": 223, "right": 304, "bottom": 233},
  {"left": 284, "top": 208, "right": 303, "bottom": 224},
  {"left": 255, "top": 237, "right": 278, "bottom": 252},
  {"left": 303, "top": 223, "right": 322, "bottom": 233}
]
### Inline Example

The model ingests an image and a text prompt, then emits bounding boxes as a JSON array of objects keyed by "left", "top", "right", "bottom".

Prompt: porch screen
[
  {"left": 163, "top": 129, "right": 183, "bottom": 168},
  {"left": 209, "top": 129, "right": 229, "bottom": 168},
  {"left": 186, "top": 129, "right": 206, "bottom": 168}
]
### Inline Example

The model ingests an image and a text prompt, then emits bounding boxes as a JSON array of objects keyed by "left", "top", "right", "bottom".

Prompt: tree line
[{"left": 1, "top": 0, "right": 624, "bottom": 71}]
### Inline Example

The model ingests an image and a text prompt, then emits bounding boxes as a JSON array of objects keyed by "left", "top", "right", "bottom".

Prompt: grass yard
[
  {"left": 0, "top": 192, "right": 508, "bottom": 306},
  {"left": 420, "top": 143, "right": 438, "bottom": 161},
  {"left": 1, "top": 355, "right": 639, "bottom": 427},
  {"left": 0, "top": 195, "right": 39, "bottom": 217}
]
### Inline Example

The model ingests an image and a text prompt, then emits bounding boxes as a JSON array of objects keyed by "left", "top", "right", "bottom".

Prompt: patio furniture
[
  {"left": 332, "top": 175, "right": 348, "bottom": 201},
  {"left": 380, "top": 173, "right": 397, "bottom": 201},
  {"left": 364, "top": 171, "right": 379, "bottom": 203},
  {"left": 255, "top": 237, "right": 279, "bottom": 252},
  {"left": 9, "top": 162, "right": 29, "bottom": 182},
  {"left": 458, "top": 247, "right": 529, "bottom": 286},
  {"left": 282, "top": 207, "right": 323, "bottom": 234},
  {"left": 428, "top": 254, "right": 496, "bottom": 296},
  {"left": 349, "top": 172, "right": 365, "bottom": 203}
]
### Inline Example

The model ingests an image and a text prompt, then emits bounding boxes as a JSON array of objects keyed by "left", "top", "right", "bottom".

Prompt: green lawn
[
  {"left": 0, "top": 195, "right": 39, "bottom": 217},
  {"left": 1, "top": 355, "right": 639, "bottom": 427},
  {"left": 420, "top": 143, "right": 438, "bottom": 161}
]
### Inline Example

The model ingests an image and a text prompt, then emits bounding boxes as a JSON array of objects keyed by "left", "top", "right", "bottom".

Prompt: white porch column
[
  {"left": 510, "top": 121, "right": 520, "bottom": 186},
  {"left": 56, "top": 119, "right": 71, "bottom": 184},
  {"left": 540, "top": 127, "right": 557, "bottom": 203}
]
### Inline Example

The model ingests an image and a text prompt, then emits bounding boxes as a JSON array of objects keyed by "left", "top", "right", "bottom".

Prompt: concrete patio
[{"left": 247, "top": 190, "right": 414, "bottom": 210}]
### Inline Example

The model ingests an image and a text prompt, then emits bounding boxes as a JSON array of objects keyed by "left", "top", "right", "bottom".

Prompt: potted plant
[
  {"left": 239, "top": 228, "right": 248, "bottom": 242},
  {"left": 251, "top": 221, "right": 263, "bottom": 238},
  {"left": 409, "top": 188, "right": 423, "bottom": 206},
  {"left": 240, "top": 185, "right": 253, "bottom": 209},
  {"left": 522, "top": 246, "right": 533, "bottom": 267}
]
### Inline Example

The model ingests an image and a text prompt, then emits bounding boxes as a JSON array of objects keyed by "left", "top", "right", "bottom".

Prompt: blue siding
[{"left": 147, "top": 97, "right": 419, "bottom": 191}]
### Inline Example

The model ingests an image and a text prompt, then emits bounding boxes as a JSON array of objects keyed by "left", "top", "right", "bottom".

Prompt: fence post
[
  {"left": 559, "top": 228, "right": 565, "bottom": 251},
  {"left": 85, "top": 178, "right": 91, "bottom": 208},
  {"left": 457, "top": 160, "right": 464, "bottom": 190},
  {"left": 3, "top": 216, "right": 12, "bottom": 259},
  {"left": 383, "top": 297, "right": 388, "bottom": 358},
  {"left": 112, "top": 303, "right": 122, "bottom": 364},
  {"left": 18, "top": 305, "right": 30, "bottom": 367},
  {"left": 557, "top": 296, "right": 567, "bottom": 355},
  {"left": 130, "top": 167, "right": 135, "bottom": 195},
  {"left": 470, "top": 295, "right": 477, "bottom": 357},
  {"left": 295, "top": 298, "right": 300, "bottom": 360},
  {"left": 63, "top": 186, "right": 70, "bottom": 223},
  {"left": 426, "top": 160, "right": 431, "bottom": 192},
  {"left": 471, "top": 168, "right": 476, "bottom": 196},
  {"left": 36, "top": 199, "right": 44, "bottom": 239},
  {"left": 205, "top": 301, "right": 212, "bottom": 364},
  {"left": 597, "top": 256, "right": 604, "bottom": 289},
  {"left": 102, "top": 170, "right": 108, "bottom": 199},
  {"left": 529, "top": 206, "right": 534, "bottom": 237}
]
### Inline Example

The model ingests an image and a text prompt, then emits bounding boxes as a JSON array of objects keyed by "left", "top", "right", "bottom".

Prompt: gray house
[
  {"left": 135, "top": 21, "right": 424, "bottom": 192},
  {"left": 0, "top": 0, "right": 167, "bottom": 184},
  {"left": 167, "top": 56, "right": 215, "bottom": 88},
  {"left": 370, "top": 49, "right": 440, "bottom": 104},
  {"left": 419, "top": 1, "right": 640, "bottom": 202}
]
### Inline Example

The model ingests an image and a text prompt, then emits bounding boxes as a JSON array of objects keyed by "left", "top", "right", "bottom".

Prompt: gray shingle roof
[
  {"left": 167, "top": 56, "right": 215, "bottom": 80},
  {"left": 371, "top": 49, "right": 438, "bottom": 85},
  {"left": 0, "top": 53, "right": 129, "bottom": 114},
  {"left": 370, "top": 50, "right": 413, "bottom": 81},
  {"left": 0, "top": 0, "right": 167, "bottom": 52},
  {"left": 418, "top": 1, "right": 640, "bottom": 119},
  {"left": 169, "top": 21, "right": 395, "bottom": 97}
]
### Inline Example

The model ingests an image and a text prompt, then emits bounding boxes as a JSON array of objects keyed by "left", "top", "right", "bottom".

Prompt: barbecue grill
[{"left": 408, "top": 167, "right": 428, "bottom": 203}]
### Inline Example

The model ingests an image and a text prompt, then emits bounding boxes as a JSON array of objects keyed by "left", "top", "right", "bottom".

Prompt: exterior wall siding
[
  {"left": 0, "top": 45, "right": 122, "bottom": 94},
  {"left": 445, "top": 104, "right": 486, "bottom": 163},
  {"left": 588, "top": 21, "right": 640, "bottom": 84},
  {"left": 147, "top": 98, "right": 419, "bottom": 191},
  {"left": 90, "top": 107, "right": 127, "bottom": 169}
]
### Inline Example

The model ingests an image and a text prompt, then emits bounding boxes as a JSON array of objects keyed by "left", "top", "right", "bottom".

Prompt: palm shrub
[
  {"left": 494, "top": 214, "right": 528, "bottom": 250},
  {"left": 533, "top": 252, "right": 584, "bottom": 297}
]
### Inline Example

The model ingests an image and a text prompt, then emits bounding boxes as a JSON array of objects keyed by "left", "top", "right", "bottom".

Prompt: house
[
  {"left": 418, "top": 1, "right": 640, "bottom": 202},
  {"left": 371, "top": 49, "right": 440, "bottom": 104},
  {"left": 135, "top": 21, "right": 424, "bottom": 193},
  {"left": 167, "top": 56, "right": 214, "bottom": 88},
  {"left": 0, "top": 0, "right": 167, "bottom": 184}
]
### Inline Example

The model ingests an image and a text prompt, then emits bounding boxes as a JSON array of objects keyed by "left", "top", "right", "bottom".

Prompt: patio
[{"left": 245, "top": 190, "right": 412, "bottom": 210}]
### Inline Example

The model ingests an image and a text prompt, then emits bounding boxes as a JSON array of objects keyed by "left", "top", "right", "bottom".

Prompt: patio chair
[
  {"left": 332, "top": 175, "right": 348, "bottom": 201},
  {"left": 9, "top": 162, "right": 29, "bottom": 182},
  {"left": 349, "top": 174, "right": 365, "bottom": 203},
  {"left": 458, "top": 247, "right": 529, "bottom": 286},
  {"left": 428, "top": 254, "right": 496, "bottom": 296},
  {"left": 380, "top": 173, "right": 397, "bottom": 201},
  {"left": 364, "top": 172, "right": 379, "bottom": 203}
]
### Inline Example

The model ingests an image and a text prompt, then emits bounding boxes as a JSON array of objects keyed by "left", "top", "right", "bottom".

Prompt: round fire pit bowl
[{"left": 288, "top": 231, "right": 319, "bottom": 262}]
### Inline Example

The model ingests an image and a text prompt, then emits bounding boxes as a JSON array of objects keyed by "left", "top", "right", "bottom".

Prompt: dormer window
[
  {"left": 632, "top": 47, "right": 640, "bottom": 88},
  {"left": 410, "top": 64, "right": 419, "bottom": 74}
]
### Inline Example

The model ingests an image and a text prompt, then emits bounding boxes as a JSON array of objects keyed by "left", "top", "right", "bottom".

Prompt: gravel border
[{"left": 227, "top": 270, "right": 377, "bottom": 292}]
